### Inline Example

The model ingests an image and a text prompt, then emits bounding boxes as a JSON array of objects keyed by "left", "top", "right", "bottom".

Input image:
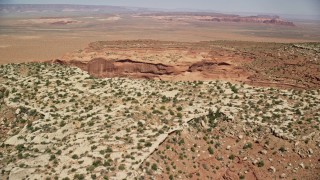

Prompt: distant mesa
[
  {"left": 139, "top": 12, "right": 295, "bottom": 26},
  {"left": 205, "top": 16, "right": 295, "bottom": 26},
  {"left": 1, "top": 4, "right": 295, "bottom": 26}
]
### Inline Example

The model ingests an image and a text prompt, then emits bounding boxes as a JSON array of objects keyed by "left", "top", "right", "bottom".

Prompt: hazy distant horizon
[{"left": 1, "top": 0, "right": 320, "bottom": 18}]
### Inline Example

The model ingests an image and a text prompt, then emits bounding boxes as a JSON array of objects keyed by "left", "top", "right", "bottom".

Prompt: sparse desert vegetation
[{"left": 0, "top": 63, "right": 319, "bottom": 179}]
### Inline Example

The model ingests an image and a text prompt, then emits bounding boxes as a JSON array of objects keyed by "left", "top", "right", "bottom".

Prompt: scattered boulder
[
  {"left": 299, "top": 163, "right": 305, "bottom": 169},
  {"left": 201, "top": 120, "right": 208, "bottom": 129},
  {"left": 268, "top": 166, "right": 276, "bottom": 173},
  {"left": 280, "top": 173, "right": 287, "bottom": 178},
  {"left": 15, "top": 108, "right": 20, "bottom": 115},
  {"left": 260, "top": 150, "right": 268, "bottom": 155}
]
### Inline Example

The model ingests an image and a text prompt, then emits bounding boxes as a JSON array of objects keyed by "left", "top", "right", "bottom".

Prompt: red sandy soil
[{"left": 139, "top": 120, "right": 320, "bottom": 180}]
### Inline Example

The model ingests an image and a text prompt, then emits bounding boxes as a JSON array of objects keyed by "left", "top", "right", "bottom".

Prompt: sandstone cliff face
[
  {"left": 188, "top": 60, "right": 231, "bottom": 72},
  {"left": 52, "top": 57, "right": 249, "bottom": 82},
  {"left": 56, "top": 40, "right": 252, "bottom": 81},
  {"left": 86, "top": 58, "right": 176, "bottom": 78}
]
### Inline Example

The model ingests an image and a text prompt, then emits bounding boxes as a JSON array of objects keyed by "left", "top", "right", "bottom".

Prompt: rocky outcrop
[
  {"left": 188, "top": 60, "right": 231, "bottom": 72},
  {"left": 51, "top": 59, "right": 87, "bottom": 70},
  {"left": 63, "top": 58, "right": 177, "bottom": 78},
  {"left": 51, "top": 55, "right": 253, "bottom": 83},
  {"left": 52, "top": 40, "right": 320, "bottom": 89},
  {"left": 52, "top": 58, "right": 248, "bottom": 80}
]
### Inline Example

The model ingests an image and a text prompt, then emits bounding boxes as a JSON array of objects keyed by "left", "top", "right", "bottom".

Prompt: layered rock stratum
[{"left": 55, "top": 40, "right": 320, "bottom": 89}]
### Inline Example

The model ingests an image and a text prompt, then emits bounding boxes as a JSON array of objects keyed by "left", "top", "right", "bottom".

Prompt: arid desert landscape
[
  {"left": 0, "top": 3, "right": 320, "bottom": 180},
  {"left": 1, "top": 4, "right": 320, "bottom": 64}
]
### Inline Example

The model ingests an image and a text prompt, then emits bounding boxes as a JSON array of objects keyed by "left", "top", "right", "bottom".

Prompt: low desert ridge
[{"left": 56, "top": 40, "right": 320, "bottom": 89}]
